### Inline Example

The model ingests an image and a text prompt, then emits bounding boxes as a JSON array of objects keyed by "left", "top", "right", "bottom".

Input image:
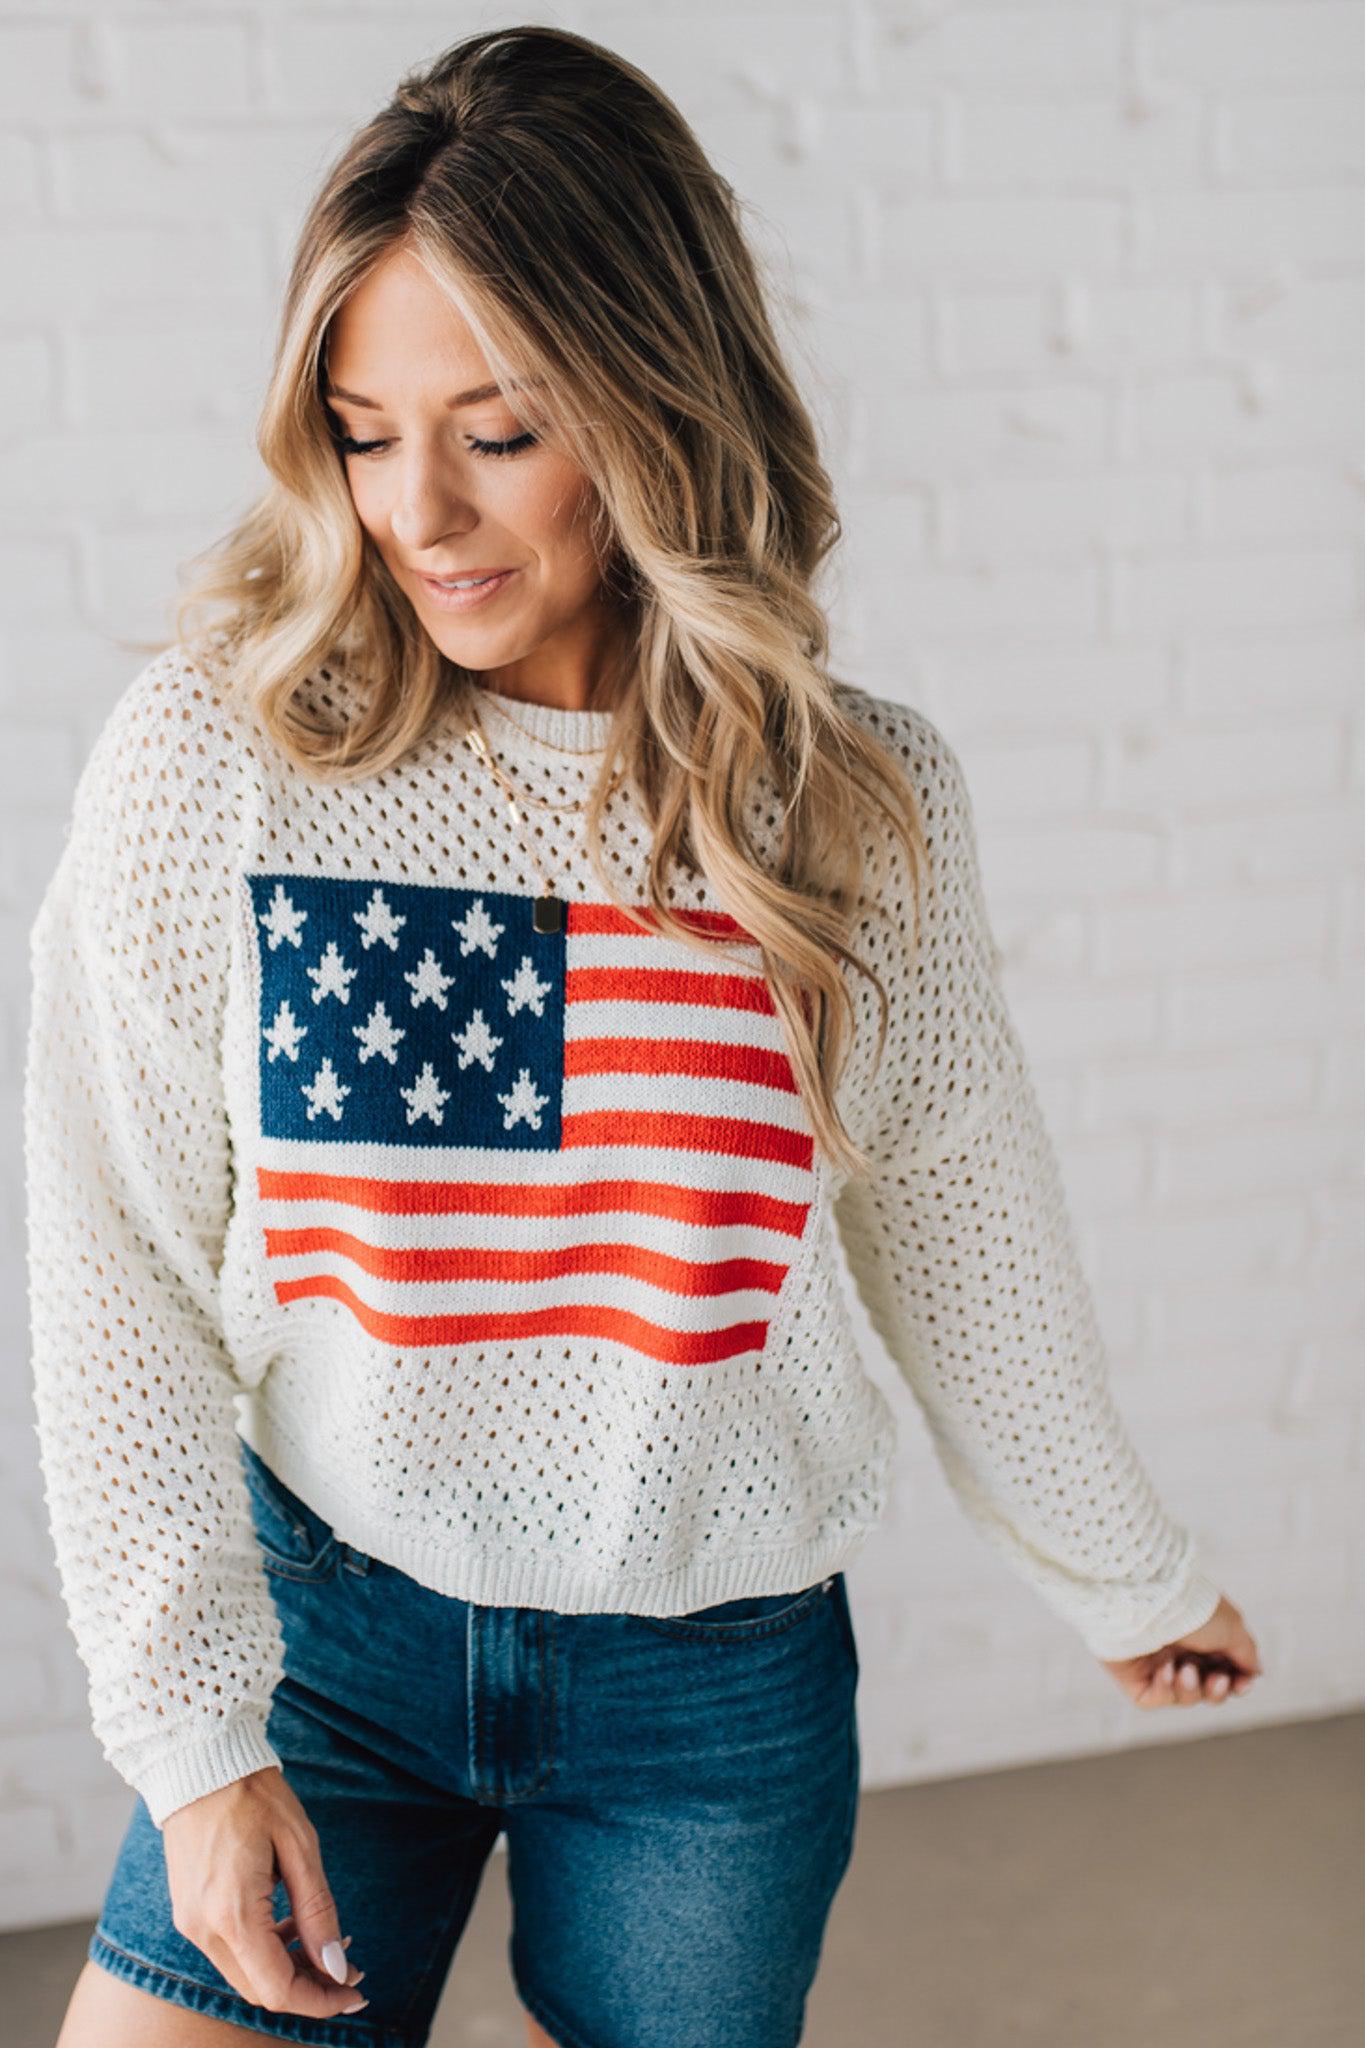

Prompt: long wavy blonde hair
[{"left": 140, "top": 24, "right": 929, "bottom": 1179}]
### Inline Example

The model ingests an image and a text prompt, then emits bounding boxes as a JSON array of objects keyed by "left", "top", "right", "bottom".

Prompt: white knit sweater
[{"left": 23, "top": 643, "right": 1221, "bottom": 1827}]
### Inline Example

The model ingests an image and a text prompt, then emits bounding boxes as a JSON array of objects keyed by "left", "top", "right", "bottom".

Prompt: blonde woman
[{"left": 28, "top": 25, "right": 1261, "bottom": 2048}]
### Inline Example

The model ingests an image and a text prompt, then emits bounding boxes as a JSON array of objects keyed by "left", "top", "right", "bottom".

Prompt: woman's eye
[
  {"left": 468, "top": 431, "right": 539, "bottom": 458},
  {"left": 334, "top": 430, "right": 538, "bottom": 460}
]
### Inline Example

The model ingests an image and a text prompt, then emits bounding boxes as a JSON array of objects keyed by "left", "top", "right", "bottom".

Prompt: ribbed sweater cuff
[
  {"left": 134, "top": 1712, "right": 284, "bottom": 1830},
  {"left": 1079, "top": 1565, "right": 1224, "bottom": 1661}
]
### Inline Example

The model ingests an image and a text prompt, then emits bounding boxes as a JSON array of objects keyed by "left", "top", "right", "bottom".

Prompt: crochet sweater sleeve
[
  {"left": 832, "top": 700, "right": 1223, "bottom": 1660},
  {"left": 23, "top": 652, "right": 286, "bottom": 1828}
]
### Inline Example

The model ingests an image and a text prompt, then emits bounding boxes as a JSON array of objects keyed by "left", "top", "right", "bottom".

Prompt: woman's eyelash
[{"left": 334, "top": 431, "right": 538, "bottom": 460}]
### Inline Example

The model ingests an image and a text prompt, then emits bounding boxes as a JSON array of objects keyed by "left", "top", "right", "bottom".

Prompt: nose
[{"left": 389, "top": 453, "right": 479, "bottom": 554}]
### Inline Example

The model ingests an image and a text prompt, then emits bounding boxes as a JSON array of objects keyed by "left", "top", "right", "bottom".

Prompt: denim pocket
[
  {"left": 631, "top": 1575, "right": 836, "bottom": 1642},
  {"left": 238, "top": 1436, "right": 340, "bottom": 1581}
]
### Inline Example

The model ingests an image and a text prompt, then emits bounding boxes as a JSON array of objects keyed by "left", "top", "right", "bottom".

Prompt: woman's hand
[
  {"left": 162, "top": 1764, "right": 368, "bottom": 2019},
  {"left": 1100, "top": 1593, "right": 1263, "bottom": 1710}
]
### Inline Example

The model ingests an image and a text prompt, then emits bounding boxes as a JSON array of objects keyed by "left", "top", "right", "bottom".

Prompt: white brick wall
[{"left": 3, "top": 0, "right": 1361, "bottom": 1934}]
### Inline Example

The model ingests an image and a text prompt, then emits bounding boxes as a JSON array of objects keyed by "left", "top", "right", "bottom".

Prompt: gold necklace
[
  {"left": 478, "top": 687, "right": 613, "bottom": 759},
  {"left": 461, "top": 701, "right": 623, "bottom": 934},
  {"left": 459, "top": 723, "right": 592, "bottom": 813}
]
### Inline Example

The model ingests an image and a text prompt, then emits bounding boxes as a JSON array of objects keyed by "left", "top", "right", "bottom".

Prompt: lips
[{"left": 417, "top": 568, "right": 520, "bottom": 612}]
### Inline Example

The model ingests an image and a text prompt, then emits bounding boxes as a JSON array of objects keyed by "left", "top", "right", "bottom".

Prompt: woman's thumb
[
  {"left": 273, "top": 1829, "right": 348, "bottom": 1980},
  {"left": 1173, "top": 1594, "right": 1264, "bottom": 1676}
]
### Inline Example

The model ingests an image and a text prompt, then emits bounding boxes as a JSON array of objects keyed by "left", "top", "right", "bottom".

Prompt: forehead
[{"left": 326, "top": 252, "right": 493, "bottom": 390}]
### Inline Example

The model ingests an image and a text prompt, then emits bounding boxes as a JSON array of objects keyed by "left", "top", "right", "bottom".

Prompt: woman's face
[{"left": 323, "top": 244, "right": 622, "bottom": 703}]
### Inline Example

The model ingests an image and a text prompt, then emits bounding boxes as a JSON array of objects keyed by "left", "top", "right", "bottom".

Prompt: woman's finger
[
  {"left": 1137, "top": 1657, "right": 1175, "bottom": 1707},
  {"left": 1134, "top": 1651, "right": 1259, "bottom": 1709},
  {"left": 269, "top": 1918, "right": 360, "bottom": 1988},
  {"left": 272, "top": 1918, "right": 353, "bottom": 1952},
  {"left": 1174, "top": 1657, "right": 1204, "bottom": 1704},
  {"left": 1176, "top": 1655, "right": 1249, "bottom": 1703}
]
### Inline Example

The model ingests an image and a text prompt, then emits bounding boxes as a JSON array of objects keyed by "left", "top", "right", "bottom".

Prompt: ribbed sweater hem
[{"left": 239, "top": 1414, "right": 879, "bottom": 1616}]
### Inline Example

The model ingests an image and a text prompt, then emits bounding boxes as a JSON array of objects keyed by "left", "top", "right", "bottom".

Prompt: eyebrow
[{"left": 324, "top": 379, "right": 533, "bottom": 411}]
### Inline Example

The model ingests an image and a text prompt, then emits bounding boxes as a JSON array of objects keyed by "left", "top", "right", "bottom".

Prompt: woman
[{"left": 27, "top": 25, "right": 1261, "bottom": 2048}]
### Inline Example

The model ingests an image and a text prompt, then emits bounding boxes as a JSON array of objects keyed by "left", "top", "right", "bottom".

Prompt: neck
[
  {"left": 483, "top": 678, "right": 617, "bottom": 714},
  {"left": 479, "top": 601, "right": 633, "bottom": 717}
]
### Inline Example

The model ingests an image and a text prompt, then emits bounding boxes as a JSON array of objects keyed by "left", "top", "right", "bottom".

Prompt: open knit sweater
[{"left": 23, "top": 642, "right": 1221, "bottom": 1827}]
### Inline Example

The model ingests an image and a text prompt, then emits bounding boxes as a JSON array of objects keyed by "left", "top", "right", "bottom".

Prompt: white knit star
[
  {"left": 259, "top": 882, "right": 307, "bottom": 950},
  {"left": 453, "top": 1007, "right": 502, "bottom": 1073},
  {"left": 353, "top": 887, "right": 407, "bottom": 951},
  {"left": 262, "top": 998, "right": 307, "bottom": 1064},
  {"left": 453, "top": 897, "right": 505, "bottom": 959},
  {"left": 306, "top": 940, "right": 358, "bottom": 1005},
  {"left": 353, "top": 999, "right": 406, "bottom": 1066},
  {"left": 500, "top": 1066, "right": 550, "bottom": 1132},
  {"left": 405, "top": 946, "right": 455, "bottom": 1010},
  {"left": 302, "top": 1056, "right": 350, "bottom": 1122},
  {"left": 502, "top": 953, "right": 552, "bottom": 1019},
  {"left": 400, "top": 1060, "right": 451, "bottom": 1126}
]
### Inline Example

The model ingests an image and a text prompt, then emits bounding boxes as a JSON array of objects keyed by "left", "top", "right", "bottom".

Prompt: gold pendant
[{"left": 533, "top": 892, "right": 562, "bottom": 935}]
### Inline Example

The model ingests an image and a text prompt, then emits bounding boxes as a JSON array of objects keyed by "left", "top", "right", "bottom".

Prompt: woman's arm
[
  {"left": 23, "top": 647, "right": 286, "bottom": 1826},
  {"left": 834, "top": 701, "right": 1222, "bottom": 1660}
]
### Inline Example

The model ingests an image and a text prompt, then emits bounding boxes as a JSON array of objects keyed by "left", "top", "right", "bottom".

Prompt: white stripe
[
  {"left": 563, "top": 994, "right": 784, "bottom": 1047},
  {"left": 561, "top": 1066, "right": 809, "bottom": 1129},
  {"left": 567, "top": 929, "right": 764, "bottom": 976},
  {"left": 259, "top": 1201, "right": 801, "bottom": 1258},
  {"left": 255, "top": 1133, "right": 813, "bottom": 1201}
]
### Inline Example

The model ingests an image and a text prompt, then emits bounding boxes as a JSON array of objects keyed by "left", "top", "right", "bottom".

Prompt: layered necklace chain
[{"left": 459, "top": 691, "right": 624, "bottom": 937}]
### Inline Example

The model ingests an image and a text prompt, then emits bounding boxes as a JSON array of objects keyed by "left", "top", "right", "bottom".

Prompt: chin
[{"left": 432, "top": 623, "right": 527, "bottom": 656}]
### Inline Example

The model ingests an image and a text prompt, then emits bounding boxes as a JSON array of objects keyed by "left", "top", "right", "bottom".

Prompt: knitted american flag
[{"left": 244, "top": 874, "right": 815, "bottom": 1366}]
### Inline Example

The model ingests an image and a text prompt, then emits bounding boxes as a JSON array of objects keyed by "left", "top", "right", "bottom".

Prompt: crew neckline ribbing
[{"left": 472, "top": 684, "right": 616, "bottom": 756}]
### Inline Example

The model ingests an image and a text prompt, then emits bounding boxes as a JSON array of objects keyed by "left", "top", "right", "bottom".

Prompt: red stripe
[
  {"left": 566, "top": 965, "right": 776, "bottom": 1013},
  {"left": 563, "top": 1036, "right": 796, "bottom": 1090},
  {"left": 562, "top": 1110, "right": 813, "bottom": 1169},
  {"left": 262, "top": 1226, "right": 789, "bottom": 1296},
  {"left": 256, "top": 1166, "right": 810, "bottom": 1235},
  {"left": 271, "top": 1271, "right": 769, "bottom": 1364}
]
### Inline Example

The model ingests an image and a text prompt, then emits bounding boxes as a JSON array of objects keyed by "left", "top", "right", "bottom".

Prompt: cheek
[
  {"left": 344, "top": 466, "right": 387, "bottom": 539},
  {"left": 514, "top": 458, "right": 599, "bottom": 547}
]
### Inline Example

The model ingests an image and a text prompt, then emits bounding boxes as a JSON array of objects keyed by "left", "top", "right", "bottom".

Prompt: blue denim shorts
[{"left": 87, "top": 1435, "right": 861, "bottom": 2048}]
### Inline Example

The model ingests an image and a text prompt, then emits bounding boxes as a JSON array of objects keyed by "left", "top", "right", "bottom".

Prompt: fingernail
[
  {"left": 322, "top": 1940, "right": 348, "bottom": 1984},
  {"left": 343, "top": 1998, "right": 369, "bottom": 2012}
]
